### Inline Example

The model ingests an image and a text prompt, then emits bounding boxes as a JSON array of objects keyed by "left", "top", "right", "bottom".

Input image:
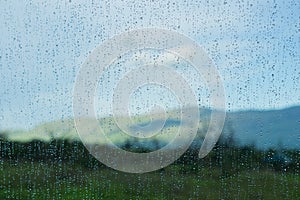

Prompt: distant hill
[
  {"left": 1, "top": 106, "right": 299, "bottom": 150},
  {"left": 226, "top": 106, "right": 300, "bottom": 149}
]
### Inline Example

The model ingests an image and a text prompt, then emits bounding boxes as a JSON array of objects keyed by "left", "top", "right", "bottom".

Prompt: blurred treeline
[{"left": 0, "top": 131, "right": 299, "bottom": 174}]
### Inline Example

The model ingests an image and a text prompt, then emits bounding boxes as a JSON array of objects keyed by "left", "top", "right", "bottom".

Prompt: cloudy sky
[{"left": 0, "top": 0, "right": 299, "bottom": 129}]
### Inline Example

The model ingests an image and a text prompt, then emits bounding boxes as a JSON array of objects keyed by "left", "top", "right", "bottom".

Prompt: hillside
[{"left": 1, "top": 106, "right": 299, "bottom": 150}]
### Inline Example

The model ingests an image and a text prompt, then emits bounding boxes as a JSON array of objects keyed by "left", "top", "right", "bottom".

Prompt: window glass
[{"left": 0, "top": 0, "right": 299, "bottom": 199}]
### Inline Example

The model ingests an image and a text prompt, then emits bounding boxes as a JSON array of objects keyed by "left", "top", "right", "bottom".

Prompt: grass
[{"left": 0, "top": 161, "right": 299, "bottom": 200}]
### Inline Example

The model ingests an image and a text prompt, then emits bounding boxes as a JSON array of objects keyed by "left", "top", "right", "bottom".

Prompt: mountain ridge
[{"left": 1, "top": 106, "right": 299, "bottom": 149}]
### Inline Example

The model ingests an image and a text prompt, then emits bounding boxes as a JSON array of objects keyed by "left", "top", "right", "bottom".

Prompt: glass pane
[{"left": 0, "top": 0, "right": 299, "bottom": 199}]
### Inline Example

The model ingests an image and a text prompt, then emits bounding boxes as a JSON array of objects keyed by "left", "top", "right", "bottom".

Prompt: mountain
[
  {"left": 226, "top": 106, "right": 300, "bottom": 149},
  {"left": 1, "top": 106, "right": 299, "bottom": 150}
]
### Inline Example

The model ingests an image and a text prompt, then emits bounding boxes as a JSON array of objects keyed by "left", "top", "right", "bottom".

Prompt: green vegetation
[
  {"left": 0, "top": 131, "right": 299, "bottom": 199},
  {"left": 0, "top": 161, "right": 299, "bottom": 199}
]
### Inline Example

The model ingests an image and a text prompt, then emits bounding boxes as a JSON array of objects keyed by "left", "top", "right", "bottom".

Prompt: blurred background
[{"left": 0, "top": 0, "right": 299, "bottom": 199}]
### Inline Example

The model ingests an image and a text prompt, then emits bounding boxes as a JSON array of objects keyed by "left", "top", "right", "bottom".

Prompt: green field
[
  {"left": 1, "top": 130, "right": 299, "bottom": 200},
  {"left": 0, "top": 161, "right": 299, "bottom": 200}
]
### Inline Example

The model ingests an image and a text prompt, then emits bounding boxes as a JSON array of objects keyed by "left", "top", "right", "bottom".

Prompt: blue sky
[{"left": 0, "top": 0, "right": 299, "bottom": 129}]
